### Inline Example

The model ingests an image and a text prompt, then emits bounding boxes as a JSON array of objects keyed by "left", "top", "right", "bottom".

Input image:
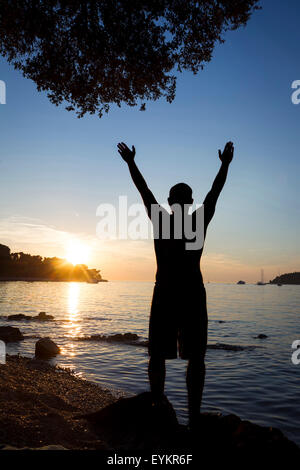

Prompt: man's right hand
[{"left": 117, "top": 142, "right": 136, "bottom": 164}]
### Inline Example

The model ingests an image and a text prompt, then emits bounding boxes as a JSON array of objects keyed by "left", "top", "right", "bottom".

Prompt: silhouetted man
[{"left": 117, "top": 141, "right": 234, "bottom": 428}]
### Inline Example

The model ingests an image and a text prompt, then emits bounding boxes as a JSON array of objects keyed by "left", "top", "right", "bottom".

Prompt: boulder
[
  {"left": 35, "top": 312, "right": 54, "bottom": 321},
  {"left": 7, "top": 312, "right": 54, "bottom": 322},
  {"left": 77, "top": 333, "right": 141, "bottom": 345},
  {"left": 80, "top": 392, "right": 300, "bottom": 457},
  {"left": 7, "top": 314, "right": 30, "bottom": 321},
  {"left": 35, "top": 337, "right": 60, "bottom": 359},
  {"left": 107, "top": 333, "right": 139, "bottom": 342},
  {"left": 0, "top": 326, "right": 24, "bottom": 342},
  {"left": 80, "top": 392, "right": 179, "bottom": 450}
]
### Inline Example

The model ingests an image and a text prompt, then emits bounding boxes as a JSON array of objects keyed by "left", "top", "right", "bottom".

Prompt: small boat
[{"left": 237, "top": 280, "right": 246, "bottom": 285}]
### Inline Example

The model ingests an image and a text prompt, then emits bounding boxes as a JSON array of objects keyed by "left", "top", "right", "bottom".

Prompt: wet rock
[
  {"left": 207, "top": 343, "right": 256, "bottom": 351},
  {"left": 7, "top": 312, "right": 54, "bottom": 322},
  {"left": 107, "top": 333, "right": 139, "bottom": 342},
  {"left": 7, "top": 314, "right": 29, "bottom": 321},
  {"left": 76, "top": 332, "right": 141, "bottom": 345},
  {"left": 80, "top": 392, "right": 179, "bottom": 450},
  {"left": 35, "top": 337, "right": 60, "bottom": 359},
  {"left": 0, "top": 326, "right": 24, "bottom": 342},
  {"left": 79, "top": 392, "right": 300, "bottom": 457},
  {"left": 35, "top": 312, "right": 54, "bottom": 321}
]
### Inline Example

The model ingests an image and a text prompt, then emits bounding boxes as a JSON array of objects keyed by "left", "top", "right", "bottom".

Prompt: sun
[{"left": 65, "top": 240, "right": 90, "bottom": 266}]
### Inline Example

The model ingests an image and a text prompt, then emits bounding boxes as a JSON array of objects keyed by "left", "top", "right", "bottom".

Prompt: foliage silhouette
[
  {"left": 0, "top": 0, "right": 259, "bottom": 117},
  {"left": 270, "top": 272, "right": 300, "bottom": 285}
]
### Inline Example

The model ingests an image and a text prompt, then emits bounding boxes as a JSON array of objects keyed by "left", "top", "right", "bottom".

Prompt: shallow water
[{"left": 0, "top": 281, "right": 299, "bottom": 445}]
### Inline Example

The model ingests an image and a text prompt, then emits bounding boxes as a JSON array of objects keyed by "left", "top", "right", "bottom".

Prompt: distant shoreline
[
  {"left": 0, "top": 277, "right": 108, "bottom": 282},
  {"left": 0, "top": 244, "right": 106, "bottom": 283}
]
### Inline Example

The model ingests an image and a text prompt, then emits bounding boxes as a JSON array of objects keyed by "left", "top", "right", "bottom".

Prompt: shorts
[{"left": 148, "top": 282, "right": 208, "bottom": 360}]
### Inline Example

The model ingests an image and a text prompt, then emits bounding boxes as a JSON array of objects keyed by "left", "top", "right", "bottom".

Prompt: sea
[{"left": 0, "top": 281, "right": 299, "bottom": 445}]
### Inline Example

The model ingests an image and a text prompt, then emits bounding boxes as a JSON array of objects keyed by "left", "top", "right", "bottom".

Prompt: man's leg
[
  {"left": 185, "top": 287, "right": 208, "bottom": 428},
  {"left": 186, "top": 357, "right": 206, "bottom": 427},
  {"left": 148, "top": 356, "right": 166, "bottom": 401}
]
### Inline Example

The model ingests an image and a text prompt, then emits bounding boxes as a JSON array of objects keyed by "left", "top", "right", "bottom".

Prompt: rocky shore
[
  {"left": 0, "top": 355, "right": 116, "bottom": 450},
  {"left": 0, "top": 355, "right": 299, "bottom": 459}
]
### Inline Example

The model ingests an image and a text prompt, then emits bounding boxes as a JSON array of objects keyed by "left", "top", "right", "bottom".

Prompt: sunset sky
[{"left": 0, "top": 0, "right": 299, "bottom": 282}]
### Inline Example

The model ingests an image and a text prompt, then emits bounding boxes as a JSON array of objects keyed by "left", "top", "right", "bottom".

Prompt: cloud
[
  {"left": 0, "top": 216, "right": 71, "bottom": 250},
  {"left": 0, "top": 216, "right": 297, "bottom": 282}
]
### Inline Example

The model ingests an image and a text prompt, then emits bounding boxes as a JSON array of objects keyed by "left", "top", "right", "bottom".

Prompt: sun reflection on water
[
  {"left": 62, "top": 283, "right": 82, "bottom": 347},
  {"left": 68, "top": 282, "right": 80, "bottom": 317}
]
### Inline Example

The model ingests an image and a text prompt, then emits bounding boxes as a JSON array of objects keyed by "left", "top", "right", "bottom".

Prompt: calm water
[{"left": 0, "top": 281, "right": 299, "bottom": 445}]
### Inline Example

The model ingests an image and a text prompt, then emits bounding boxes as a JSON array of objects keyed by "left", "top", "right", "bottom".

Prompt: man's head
[{"left": 168, "top": 183, "right": 193, "bottom": 208}]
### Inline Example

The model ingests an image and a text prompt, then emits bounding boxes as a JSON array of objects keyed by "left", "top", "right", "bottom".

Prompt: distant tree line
[
  {"left": 270, "top": 272, "right": 300, "bottom": 285},
  {"left": 0, "top": 244, "right": 103, "bottom": 282}
]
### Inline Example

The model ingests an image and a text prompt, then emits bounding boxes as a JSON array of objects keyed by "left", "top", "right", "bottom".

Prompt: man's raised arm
[
  {"left": 117, "top": 142, "right": 157, "bottom": 217},
  {"left": 203, "top": 141, "right": 234, "bottom": 227}
]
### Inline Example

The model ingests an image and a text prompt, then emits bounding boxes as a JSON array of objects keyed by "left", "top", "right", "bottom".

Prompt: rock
[
  {"left": 7, "top": 314, "right": 31, "bottom": 321},
  {"left": 80, "top": 392, "right": 179, "bottom": 450},
  {"left": 7, "top": 312, "right": 54, "bottom": 322},
  {"left": 256, "top": 334, "right": 268, "bottom": 339},
  {"left": 0, "top": 326, "right": 24, "bottom": 342},
  {"left": 76, "top": 333, "right": 141, "bottom": 345},
  {"left": 108, "top": 333, "right": 139, "bottom": 342},
  {"left": 79, "top": 392, "right": 300, "bottom": 457},
  {"left": 35, "top": 337, "right": 60, "bottom": 358},
  {"left": 207, "top": 343, "right": 256, "bottom": 351},
  {"left": 35, "top": 312, "right": 54, "bottom": 321},
  {"left": 77, "top": 392, "right": 300, "bottom": 462}
]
